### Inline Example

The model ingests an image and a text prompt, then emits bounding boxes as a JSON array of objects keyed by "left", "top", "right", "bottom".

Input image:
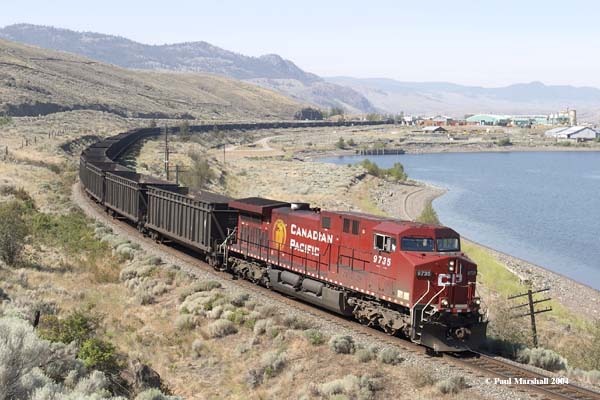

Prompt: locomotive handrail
[{"left": 412, "top": 280, "right": 431, "bottom": 313}]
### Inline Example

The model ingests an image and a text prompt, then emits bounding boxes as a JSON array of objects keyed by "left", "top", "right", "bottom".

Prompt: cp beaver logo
[{"left": 273, "top": 219, "right": 287, "bottom": 250}]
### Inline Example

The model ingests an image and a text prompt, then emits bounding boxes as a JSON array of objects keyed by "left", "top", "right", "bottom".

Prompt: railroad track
[
  {"left": 75, "top": 183, "right": 600, "bottom": 400},
  {"left": 453, "top": 352, "right": 600, "bottom": 400}
]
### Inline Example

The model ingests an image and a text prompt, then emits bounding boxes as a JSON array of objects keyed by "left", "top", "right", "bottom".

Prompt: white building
[{"left": 544, "top": 126, "right": 598, "bottom": 141}]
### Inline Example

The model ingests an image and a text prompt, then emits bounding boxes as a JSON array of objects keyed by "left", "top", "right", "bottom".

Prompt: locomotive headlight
[
  {"left": 441, "top": 298, "right": 449, "bottom": 307},
  {"left": 448, "top": 260, "right": 455, "bottom": 273},
  {"left": 473, "top": 297, "right": 481, "bottom": 306}
]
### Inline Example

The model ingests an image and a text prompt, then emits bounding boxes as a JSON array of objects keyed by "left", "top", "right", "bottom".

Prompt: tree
[
  {"left": 329, "top": 107, "right": 344, "bottom": 117},
  {"left": 294, "top": 107, "right": 323, "bottom": 121},
  {"left": 0, "top": 201, "right": 29, "bottom": 266},
  {"left": 180, "top": 152, "right": 215, "bottom": 190},
  {"left": 387, "top": 162, "right": 407, "bottom": 182},
  {"left": 347, "top": 138, "right": 356, "bottom": 147},
  {"left": 78, "top": 338, "right": 123, "bottom": 375},
  {"left": 335, "top": 137, "right": 347, "bottom": 150},
  {"left": 179, "top": 121, "right": 190, "bottom": 142},
  {"left": 417, "top": 202, "right": 440, "bottom": 225}
]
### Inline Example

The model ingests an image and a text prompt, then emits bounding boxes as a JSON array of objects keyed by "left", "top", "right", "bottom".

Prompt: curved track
[{"left": 75, "top": 121, "right": 600, "bottom": 400}]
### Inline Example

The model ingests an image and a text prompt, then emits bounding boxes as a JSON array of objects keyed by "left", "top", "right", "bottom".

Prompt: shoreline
[{"left": 304, "top": 145, "right": 600, "bottom": 160}]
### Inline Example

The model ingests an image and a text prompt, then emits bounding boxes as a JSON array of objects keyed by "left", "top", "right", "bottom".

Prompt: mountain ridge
[
  {"left": 327, "top": 77, "right": 600, "bottom": 120},
  {"left": 0, "top": 24, "right": 374, "bottom": 113}
]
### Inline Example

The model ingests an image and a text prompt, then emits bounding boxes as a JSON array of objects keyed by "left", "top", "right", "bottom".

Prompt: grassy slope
[
  {"left": 0, "top": 38, "right": 302, "bottom": 120},
  {"left": 462, "top": 241, "right": 586, "bottom": 330}
]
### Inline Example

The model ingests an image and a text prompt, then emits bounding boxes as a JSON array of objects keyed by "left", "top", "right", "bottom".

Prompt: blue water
[{"left": 319, "top": 152, "right": 600, "bottom": 290}]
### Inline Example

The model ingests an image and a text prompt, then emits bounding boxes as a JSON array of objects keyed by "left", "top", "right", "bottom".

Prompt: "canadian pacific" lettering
[{"left": 290, "top": 224, "right": 334, "bottom": 244}]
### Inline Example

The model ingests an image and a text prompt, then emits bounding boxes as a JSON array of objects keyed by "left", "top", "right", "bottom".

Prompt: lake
[{"left": 319, "top": 152, "right": 600, "bottom": 290}]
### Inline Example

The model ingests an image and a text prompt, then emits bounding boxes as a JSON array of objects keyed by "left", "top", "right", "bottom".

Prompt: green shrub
[
  {"left": 358, "top": 159, "right": 407, "bottom": 182},
  {"left": 496, "top": 138, "right": 512, "bottom": 146},
  {"left": 135, "top": 388, "right": 182, "bottom": 400},
  {"left": 175, "top": 314, "right": 196, "bottom": 331},
  {"left": 0, "top": 116, "right": 12, "bottom": 126},
  {"left": 191, "top": 339, "right": 204, "bottom": 358},
  {"left": 226, "top": 308, "right": 249, "bottom": 325},
  {"left": 78, "top": 338, "right": 123, "bottom": 374},
  {"left": 409, "top": 368, "right": 436, "bottom": 388},
  {"left": 39, "top": 310, "right": 99, "bottom": 345},
  {"left": 230, "top": 293, "right": 250, "bottom": 307},
  {"left": 416, "top": 201, "right": 440, "bottom": 224},
  {"left": 245, "top": 351, "right": 287, "bottom": 388},
  {"left": 355, "top": 348, "right": 374, "bottom": 363},
  {"left": 178, "top": 281, "right": 222, "bottom": 302},
  {"left": 437, "top": 376, "right": 468, "bottom": 394},
  {"left": 0, "top": 201, "right": 29, "bottom": 266},
  {"left": 517, "top": 347, "right": 568, "bottom": 372},
  {"left": 335, "top": 137, "right": 347, "bottom": 150},
  {"left": 377, "top": 347, "right": 403, "bottom": 365},
  {"left": 329, "top": 335, "right": 355, "bottom": 354},
  {"left": 206, "top": 320, "right": 237, "bottom": 338},
  {"left": 253, "top": 319, "right": 274, "bottom": 336},
  {"left": 282, "top": 315, "right": 312, "bottom": 330},
  {"left": 304, "top": 329, "right": 325, "bottom": 345}
]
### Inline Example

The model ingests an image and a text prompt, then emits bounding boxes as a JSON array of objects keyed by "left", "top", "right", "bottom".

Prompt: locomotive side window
[
  {"left": 352, "top": 220, "right": 360, "bottom": 235},
  {"left": 343, "top": 218, "right": 350, "bottom": 233},
  {"left": 374, "top": 234, "right": 396, "bottom": 252},
  {"left": 401, "top": 237, "right": 435, "bottom": 252},
  {"left": 322, "top": 216, "right": 331, "bottom": 229}
]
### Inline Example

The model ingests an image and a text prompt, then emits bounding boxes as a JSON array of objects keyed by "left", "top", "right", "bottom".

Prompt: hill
[
  {"left": 0, "top": 24, "right": 375, "bottom": 113},
  {"left": 327, "top": 77, "right": 600, "bottom": 121},
  {"left": 0, "top": 38, "right": 302, "bottom": 120}
]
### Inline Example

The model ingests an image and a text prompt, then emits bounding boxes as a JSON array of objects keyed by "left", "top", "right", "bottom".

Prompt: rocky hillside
[
  {"left": 0, "top": 24, "right": 375, "bottom": 114},
  {"left": 0, "top": 38, "right": 301, "bottom": 119},
  {"left": 328, "top": 77, "right": 600, "bottom": 121}
]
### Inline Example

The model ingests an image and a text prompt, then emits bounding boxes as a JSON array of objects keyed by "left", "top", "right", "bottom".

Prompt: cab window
[
  {"left": 436, "top": 238, "right": 460, "bottom": 252},
  {"left": 401, "top": 237, "right": 434, "bottom": 252},
  {"left": 374, "top": 234, "right": 396, "bottom": 252}
]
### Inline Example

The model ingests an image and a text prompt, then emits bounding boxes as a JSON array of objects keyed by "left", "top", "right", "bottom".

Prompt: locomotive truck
[{"left": 79, "top": 124, "right": 487, "bottom": 352}]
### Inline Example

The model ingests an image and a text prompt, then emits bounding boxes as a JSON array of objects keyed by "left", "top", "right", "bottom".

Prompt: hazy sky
[{"left": 1, "top": 0, "right": 599, "bottom": 87}]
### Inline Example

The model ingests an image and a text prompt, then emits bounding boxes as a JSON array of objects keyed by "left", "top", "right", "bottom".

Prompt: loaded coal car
[
  {"left": 225, "top": 198, "right": 487, "bottom": 352},
  {"left": 144, "top": 187, "right": 238, "bottom": 263},
  {"left": 103, "top": 171, "right": 181, "bottom": 227}
]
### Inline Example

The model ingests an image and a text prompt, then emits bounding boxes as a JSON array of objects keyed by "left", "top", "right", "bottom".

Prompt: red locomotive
[{"left": 226, "top": 198, "right": 487, "bottom": 352}]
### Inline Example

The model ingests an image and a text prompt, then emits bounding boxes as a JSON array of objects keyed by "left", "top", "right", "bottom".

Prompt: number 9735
[{"left": 373, "top": 254, "right": 391, "bottom": 267}]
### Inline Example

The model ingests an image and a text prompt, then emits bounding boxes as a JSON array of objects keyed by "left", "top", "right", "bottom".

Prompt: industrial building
[
  {"left": 544, "top": 126, "right": 598, "bottom": 141},
  {"left": 465, "top": 114, "right": 511, "bottom": 126},
  {"left": 466, "top": 110, "right": 578, "bottom": 127}
]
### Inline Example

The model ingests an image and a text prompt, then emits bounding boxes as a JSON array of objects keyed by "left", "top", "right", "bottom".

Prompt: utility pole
[
  {"left": 162, "top": 125, "right": 170, "bottom": 180},
  {"left": 508, "top": 287, "right": 552, "bottom": 347}
]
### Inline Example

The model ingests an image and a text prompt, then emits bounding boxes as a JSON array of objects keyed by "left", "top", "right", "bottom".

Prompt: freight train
[{"left": 79, "top": 121, "right": 487, "bottom": 352}]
